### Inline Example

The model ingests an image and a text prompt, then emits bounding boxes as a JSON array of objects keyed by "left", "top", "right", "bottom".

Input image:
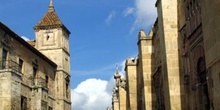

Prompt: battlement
[
  {"left": 138, "top": 29, "right": 152, "bottom": 45},
  {"left": 125, "top": 57, "right": 137, "bottom": 66},
  {"left": 138, "top": 29, "right": 147, "bottom": 40}
]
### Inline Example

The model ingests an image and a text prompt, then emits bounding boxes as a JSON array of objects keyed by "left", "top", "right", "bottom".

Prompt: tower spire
[{"left": 48, "top": 0, "right": 55, "bottom": 12}]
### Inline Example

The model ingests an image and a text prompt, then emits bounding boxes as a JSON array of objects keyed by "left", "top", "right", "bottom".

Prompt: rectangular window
[
  {"left": 65, "top": 77, "right": 70, "bottom": 98},
  {"left": 2, "top": 49, "right": 7, "bottom": 69},
  {"left": 19, "top": 59, "right": 23, "bottom": 73},
  {"left": 66, "top": 82, "right": 69, "bottom": 98},
  {"left": 46, "top": 75, "right": 49, "bottom": 88},
  {"left": 33, "top": 66, "right": 37, "bottom": 85},
  {"left": 21, "top": 96, "right": 27, "bottom": 110}
]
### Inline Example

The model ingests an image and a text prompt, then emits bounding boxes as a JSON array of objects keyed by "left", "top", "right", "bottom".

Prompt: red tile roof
[
  {"left": 35, "top": 11, "right": 63, "bottom": 27},
  {"left": 34, "top": 1, "right": 70, "bottom": 34}
]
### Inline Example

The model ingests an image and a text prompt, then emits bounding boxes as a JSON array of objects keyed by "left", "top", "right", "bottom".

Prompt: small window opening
[
  {"left": 46, "top": 35, "right": 50, "bottom": 41},
  {"left": 46, "top": 75, "right": 49, "bottom": 88}
]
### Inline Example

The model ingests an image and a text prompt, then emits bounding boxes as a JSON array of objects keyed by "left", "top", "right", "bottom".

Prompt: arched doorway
[{"left": 197, "top": 57, "right": 210, "bottom": 110}]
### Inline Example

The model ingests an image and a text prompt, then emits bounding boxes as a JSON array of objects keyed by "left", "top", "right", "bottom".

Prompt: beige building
[
  {"left": 0, "top": 0, "right": 71, "bottom": 110},
  {"left": 110, "top": 0, "right": 220, "bottom": 110}
]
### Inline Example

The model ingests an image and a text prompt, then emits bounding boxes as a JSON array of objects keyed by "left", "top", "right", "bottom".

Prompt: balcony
[
  {"left": 34, "top": 77, "right": 47, "bottom": 88},
  {"left": 0, "top": 60, "right": 21, "bottom": 73}
]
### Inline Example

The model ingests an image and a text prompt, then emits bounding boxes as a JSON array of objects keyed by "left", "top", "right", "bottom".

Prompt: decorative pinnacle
[
  {"left": 138, "top": 29, "right": 147, "bottom": 39},
  {"left": 48, "top": 0, "right": 55, "bottom": 12},
  {"left": 114, "top": 64, "right": 121, "bottom": 79}
]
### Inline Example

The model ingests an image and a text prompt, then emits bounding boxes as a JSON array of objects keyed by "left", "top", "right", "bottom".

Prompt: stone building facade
[
  {"left": 0, "top": 0, "right": 71, "bottom": 110},
  {"left": 110, "top": 0, "right": 220, "bottom": 110}
]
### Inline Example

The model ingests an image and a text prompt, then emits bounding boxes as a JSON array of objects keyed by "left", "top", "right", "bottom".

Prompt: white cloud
[
  {"left": 129, "top": 0, "right": 157, "bottom": 33},
  {"left": 123, "top": 7, "right": 135, "bottom": 17},
  {"left": 105, "top": 10, "right": 116, "bottom": 25},
  {"left": 21, "top": 36, "right": 30, "bottom": 41},
  {"left": 105, "top": 77, "right": 115, "bottom": 95},
  {"left": 71, "top": 60, "right": 131, "bottom": 109},
  {"left": 72, "top": 78, "right": 114, "bottom": 110},
  {"left": 71, "top": 90, "right": 87, "bottom": 110},
  {"left": 118, "top": 60, "right": 126, "bottom": 78}
]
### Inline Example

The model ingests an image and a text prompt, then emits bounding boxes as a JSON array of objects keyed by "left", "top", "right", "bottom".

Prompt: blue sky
[{"left": 0, "top": 0, "right": 156, "bottom": 109}]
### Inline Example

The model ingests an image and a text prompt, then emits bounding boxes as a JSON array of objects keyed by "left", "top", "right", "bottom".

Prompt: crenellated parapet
[
  {"left": 125, "top": 57, "right": 137, "bottom": 67},
  {"left": 119, "top": 78, "right": 126, "bottom": 90},
  {"left": 137, "top": 29, "right": 152, "bottom": 45},
  {"left": 138, "top": 29, "right": 148, "bottom": 40}
]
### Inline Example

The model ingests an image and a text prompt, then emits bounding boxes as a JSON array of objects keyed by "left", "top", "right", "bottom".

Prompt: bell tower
[{"left": 34, "top": 0, "right": 71, "bottom": 110}]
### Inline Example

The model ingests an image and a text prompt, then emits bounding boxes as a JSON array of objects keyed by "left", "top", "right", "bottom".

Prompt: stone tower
[
  {"left": 34, "top": 0, "right": 71, "bottom": 110},
  {"left": 156, "top": 0, "right": 181, "bottom": 109}
]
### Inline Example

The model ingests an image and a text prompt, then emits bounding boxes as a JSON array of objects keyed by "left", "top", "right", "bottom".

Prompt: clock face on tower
[{"left": 43, "top": 32, "right": 55, "bottom": 46}]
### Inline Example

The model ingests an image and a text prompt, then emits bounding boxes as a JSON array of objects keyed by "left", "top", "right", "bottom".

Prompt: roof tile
[{"left": 35, "top": 11, "right": 63, "bottom": 28}]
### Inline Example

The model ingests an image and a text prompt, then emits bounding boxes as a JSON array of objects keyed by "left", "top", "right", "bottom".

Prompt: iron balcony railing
[
  {"left": 0, "top": 60, "right": 21, "bottom": 73},
  {"left": 0, "top": 60, "right": 48, "bottom": 88}
]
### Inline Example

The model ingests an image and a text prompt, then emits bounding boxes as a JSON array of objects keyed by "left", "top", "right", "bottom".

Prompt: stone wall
[
  {"left": 0, "top": 72, "right": 12, "bottom": 110},
  {"left": 0, "top": 71, "right": 21, "bottom": 110},
  {"left": 201, "top": 1, "right": 220, "bottom": 109},
  {"left": 125, "top": 58, "right": 138, "bottom": 110},
  {"left": 137, "top": 30, "right": 154, "bottom": 110},
  {"left": 156, "top": 0, "right": 182, "bottom": 109},
  {"left": 0, "top": 22, "right": 57, "bottom": 110},
  {"left": 118, "top": 79, "right": 127, "bottom": 110}
]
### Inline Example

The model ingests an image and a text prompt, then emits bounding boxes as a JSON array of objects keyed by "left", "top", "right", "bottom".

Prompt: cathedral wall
[
  {"left": 111, "top": 1, "right": 220, "bottom": 110},
  {"left": 151, "top": 20, "right": 166, "bottom": 110},
  {"left": 137, "top": 30, "right": 155, "bottom": 110},
  {"left": 201, "top": 1, "right": 220, "bottom": 109},
  {"left": 156, "top": 0, "right": 182, "bottom": 109},
  {"left": 113, "top": 100, "right": 119, "bottom": 110},
  {"left": 136, "top": 58, "right": 144, "bottom": 110},
  {"left": 125, "top": 59, "right": 138, "bottom": 110},
  {"left": 118, "top": 86, "right": 127, "bottom": 110}
]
